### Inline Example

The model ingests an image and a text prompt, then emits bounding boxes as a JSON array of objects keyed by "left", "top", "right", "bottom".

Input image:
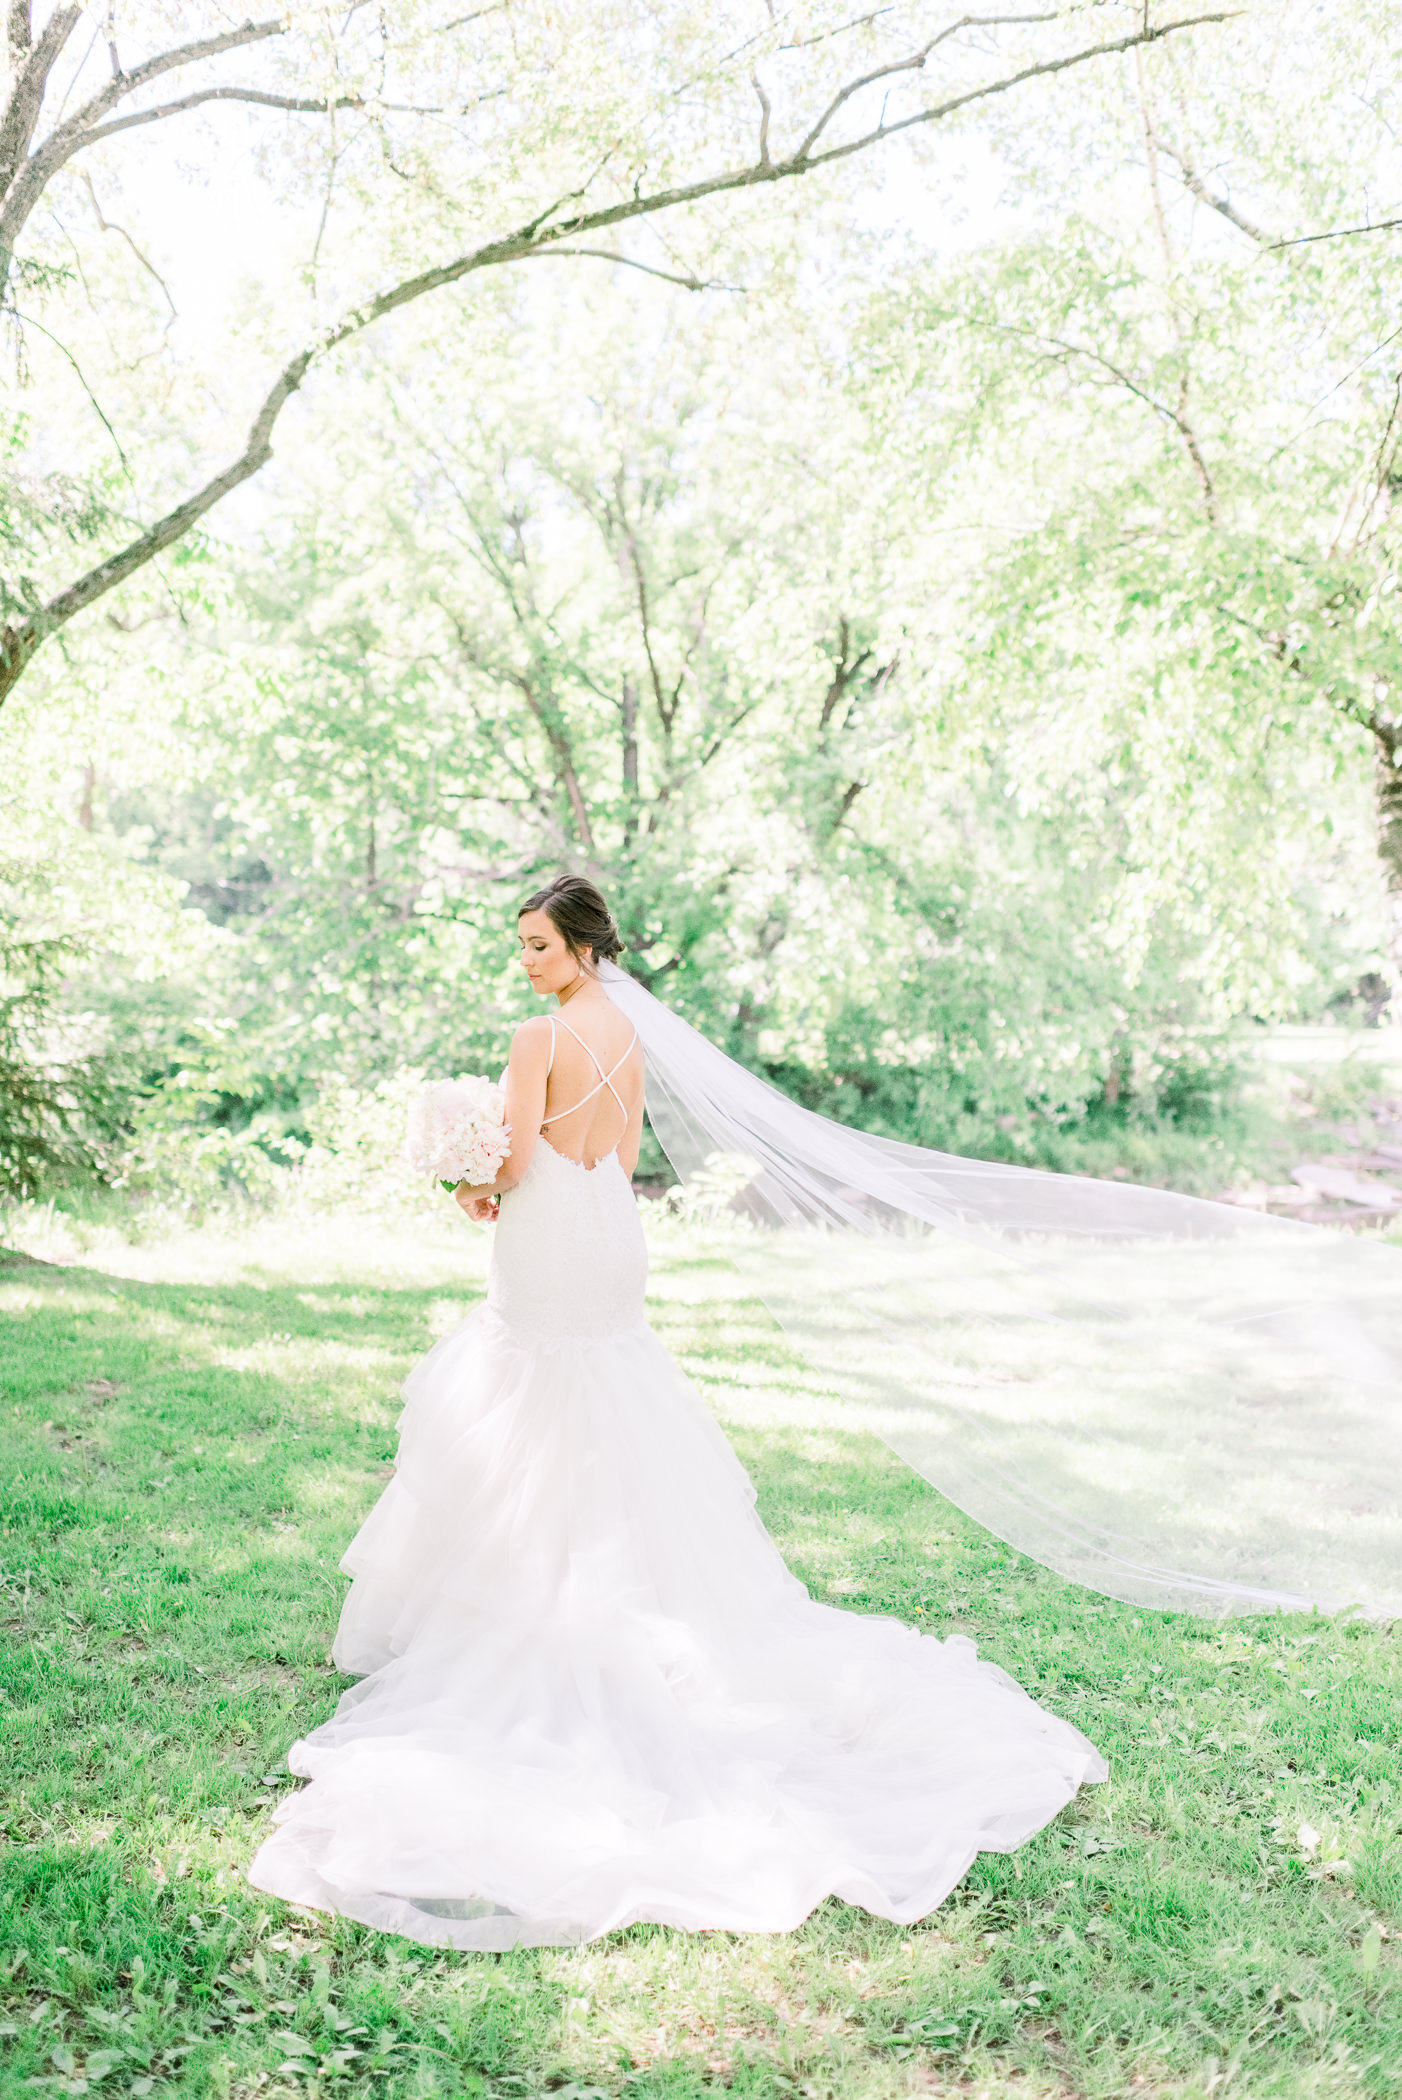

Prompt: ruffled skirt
[{"left": 247, "top": 1304, "right": 1105, "bottom": 1949}]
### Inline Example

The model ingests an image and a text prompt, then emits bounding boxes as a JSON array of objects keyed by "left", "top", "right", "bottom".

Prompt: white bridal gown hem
[{"left": 247, "top": 1140, "right": 1105, "bottom": 1951}]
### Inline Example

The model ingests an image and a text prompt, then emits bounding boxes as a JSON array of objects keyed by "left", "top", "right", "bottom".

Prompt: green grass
[{"left": 2, "top": 1212, "right": 1401, "bottom": 2100}]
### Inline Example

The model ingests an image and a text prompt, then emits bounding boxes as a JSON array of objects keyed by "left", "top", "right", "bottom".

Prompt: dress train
[{"left": 248, "top": 1139, "right": 1104, "bottom": 1949}]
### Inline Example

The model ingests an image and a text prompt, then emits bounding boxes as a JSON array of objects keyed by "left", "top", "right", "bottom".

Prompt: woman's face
[{"left": 518, "top": 910, "right": 587, "bottom": 997}]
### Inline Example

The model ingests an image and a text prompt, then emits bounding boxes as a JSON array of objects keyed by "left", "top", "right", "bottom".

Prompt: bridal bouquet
[{"left": 403, "top": 1076, "right": 511, "bottom": 1194}]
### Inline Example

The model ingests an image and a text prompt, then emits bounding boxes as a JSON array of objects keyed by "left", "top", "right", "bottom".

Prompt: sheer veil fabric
[
  {"left": 247, "top": 999, "right": 1106, "bottom": 1950},
  {"left": 597, "top": 962, "right": 1402, "bottom": 1618}
]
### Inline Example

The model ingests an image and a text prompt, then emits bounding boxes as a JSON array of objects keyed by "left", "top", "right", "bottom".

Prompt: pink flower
[{"left": 404, "top": 1077, "right": 511, "bottom": 1189}]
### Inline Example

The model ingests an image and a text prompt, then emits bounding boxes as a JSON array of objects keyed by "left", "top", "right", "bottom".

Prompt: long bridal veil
[{"left": 599, "top": 961, "right": 1402, "bottom": 1618}]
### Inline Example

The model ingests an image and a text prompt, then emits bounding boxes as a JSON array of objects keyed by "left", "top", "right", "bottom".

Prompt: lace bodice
[{"left": 487, "top": 1139, "right": 649, "bottom": 1342}]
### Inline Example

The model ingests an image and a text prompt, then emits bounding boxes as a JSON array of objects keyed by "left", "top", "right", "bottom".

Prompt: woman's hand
[{"left": 455, "top": 1185, "right": 500, "bottom": 1224}]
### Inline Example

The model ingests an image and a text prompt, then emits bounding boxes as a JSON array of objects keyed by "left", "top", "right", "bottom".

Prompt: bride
[{"left": 248, "top": 875, "right": 1105, "bottom": 1950}]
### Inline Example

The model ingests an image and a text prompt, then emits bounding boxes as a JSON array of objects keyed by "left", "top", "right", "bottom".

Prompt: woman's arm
[
  {"left": 454, "top": 1017, "right": 551, "bottom": 1215},
  {"left": 618, "top": 1082, "right": 645, "bottom": 1182}
]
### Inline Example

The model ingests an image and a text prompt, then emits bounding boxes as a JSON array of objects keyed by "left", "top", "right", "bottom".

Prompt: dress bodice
[{"left": 487, "top": 1138, "right": 649, "bottom": 1343}]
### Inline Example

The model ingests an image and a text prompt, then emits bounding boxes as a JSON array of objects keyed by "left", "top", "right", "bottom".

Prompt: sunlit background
[{"left": 5, "top": 0, "right": 1402, "bottom": 1224}]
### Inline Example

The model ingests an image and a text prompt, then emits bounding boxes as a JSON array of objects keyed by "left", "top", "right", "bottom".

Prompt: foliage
[
  {"left": 858, "top": 0, "right": 1402, "bottom": 955},
  {"left": 3, "top": 4, "right": 1400, "bottom": 1199},
  {"left": 0, "top": 856, "right": 121, "bottom": 1198},
  {"left": 0, "top": 2, "right": 1215, "bottom": 701},
  {"left": 17, "top": 267, "right": 1364, "bottom": 1186},
  {"left": 3, "top": 1215, "right": 1401, "bottom": 2098}
]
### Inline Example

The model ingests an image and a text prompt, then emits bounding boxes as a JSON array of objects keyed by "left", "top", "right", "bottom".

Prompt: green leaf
[{"left": 272, "top": 2030, "right": 318, "bottom": 2056}]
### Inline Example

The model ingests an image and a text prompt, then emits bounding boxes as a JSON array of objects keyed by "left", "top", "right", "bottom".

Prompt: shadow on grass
[{"left": 4, "top": 1251, "right": 1402, "bottom": 2097}]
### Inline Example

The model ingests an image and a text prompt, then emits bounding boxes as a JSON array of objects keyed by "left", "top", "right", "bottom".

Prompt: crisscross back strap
[{"left": 541, "top": 1017, "right": 639, "bottom": 1130}]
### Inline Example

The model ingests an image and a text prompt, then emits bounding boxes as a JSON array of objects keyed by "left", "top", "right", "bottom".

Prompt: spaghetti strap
[{"left": 540, "top": 1019, "right": 639, "bottom": 1131}]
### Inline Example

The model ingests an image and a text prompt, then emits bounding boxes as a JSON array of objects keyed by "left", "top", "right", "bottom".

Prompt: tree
[
  {"left": 0, "top": 852, "right": 118, "bottom": 1195},
  {"left": 0, "top": 1, "right": 1225, "bottom": 711},
  {"left": 858, "top": 0, "right": 1402, "bottom": 969},
  {"left": 45, "top": 261, "right": 1306, "bottom": 1183},
  {"left": 134, "top": 279, "right": 904, "bottom": 1072}
]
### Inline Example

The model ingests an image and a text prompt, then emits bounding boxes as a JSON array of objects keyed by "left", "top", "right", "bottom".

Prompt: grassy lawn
[{"left": 2, "top": 1210, "right": 1401, "bottom": 2100}]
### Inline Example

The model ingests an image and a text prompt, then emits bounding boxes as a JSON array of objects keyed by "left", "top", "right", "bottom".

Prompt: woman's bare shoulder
[{"left": 509, "top": 1014, "right": 555, "bottom": 1060}]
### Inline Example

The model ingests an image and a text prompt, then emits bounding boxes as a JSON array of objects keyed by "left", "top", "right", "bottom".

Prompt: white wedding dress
[{"left": 248, "top": 1040, "right": 1105, "bottom": 1950}]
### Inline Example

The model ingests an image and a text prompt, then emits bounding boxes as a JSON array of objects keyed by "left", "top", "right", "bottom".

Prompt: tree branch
[
  {"left": 1270, "top": 215, "right": 1402, "bottom": 252},
  {"left": 978, "top": 317, "right": 1217, "bottom": 520},
  {"left": 1134, "top": 70, "right": 1218, "bottom": 523},
  {"left": 0, "top": 4, "right": 1231, "bottom": 708},
  {"left": 346, "top": 16, "right": 1234, "bottom": 304},
  {"left": 0, "top": 336, "right": 310, "bottom": 694},
  {"left": 0, "top": 3, "right": 79, "bottom": 196},
  {"left": 795, "top": 11, "right": 1058, "bottom": 160},
  {"left": 819, "top": 618, "right": 873, "bottom": 732},
  {"left": 620, "top": 509, "right": 677, "bottom": 748},
  {"left": 781, "top": 8, "right": 902, "bottom": 53},
  {"left": 10, "top": 305, "right": 136, "bottom": 483},
  {"left": 433, "top": 6, "right": 510, "bottom": 32},
  {"left": 1173, "top": 371, "right": 1217, "bottom": 523},
  {"left": 1217, "top": 603, "right": 1385, "bottom": 746},
  {"left": 786, "top": 11, "right": 1235, "bottom": 175},
  {"left": 439, "top": 607, "right": 562, "bottom": 820},
  {"left": 517, "top": 244, "right": 738, "bottom": 292},
  {"left": 51, "top": 17, "right": 287, "bottom": 139},
  {"left": 830, "top": 778, "right": 866, "bottom": 834},
  {"left": 0, "top": 16, "right": 287, "bottom": 283},
  {"left": 5, "top": 0, "right": 31, "bottom": 70},
  {"left": 1365, "top": 371, "right": 1402, "bottom": 534},
  {"left": 80, "top": 169, "right": 176, "bottom": 323},
  {"left": 1148, "top": 126, "right": 1275, "bottom": 246},
  {"left": 752, "top": 71, "right": 772, "bottom": 167},
  {"left": 698, "top": 699, "right": 760, "bottom": 769},
  {"left": 511, "top": 673, "right": 596, "bottom": 849},
  {"left": 620, "top": 673, "right": 640, "bottom": 842},
  {"left": 78, "top": 86, "right": 368, "bottom": 151}
]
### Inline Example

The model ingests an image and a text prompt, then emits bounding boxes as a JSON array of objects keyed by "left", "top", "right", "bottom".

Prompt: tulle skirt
[{"left": 247, "top": 1299, "right": 1105, "bottom": 1949}]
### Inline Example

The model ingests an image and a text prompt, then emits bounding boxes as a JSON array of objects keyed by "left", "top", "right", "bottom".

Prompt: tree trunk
[
  {"left": 621, "top": 676, "right": 639, "bottom": 844},
  {"left": 1373, "top": 720, "right": 1402, "bottom": 972},
  {"left": 515, "top": 675, "right": 594, "bottom": 852}
]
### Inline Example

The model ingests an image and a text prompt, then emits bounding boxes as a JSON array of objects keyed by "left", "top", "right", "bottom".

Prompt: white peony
[{"left": 403, "top": 1076, "right": 512, "bottom": 1192}]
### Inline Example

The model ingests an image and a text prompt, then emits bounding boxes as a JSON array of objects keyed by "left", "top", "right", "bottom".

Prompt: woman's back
[
  {"left": 539, "top": 997, "right": 643, "bottom": 1170},
  {"left": 491, "top": 992, "right": 649, "bottom": 1343}
]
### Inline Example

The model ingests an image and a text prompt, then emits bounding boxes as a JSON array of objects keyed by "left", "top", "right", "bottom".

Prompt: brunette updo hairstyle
[{"left": 518, "top": 874, "right": 623, "bottom": 968}]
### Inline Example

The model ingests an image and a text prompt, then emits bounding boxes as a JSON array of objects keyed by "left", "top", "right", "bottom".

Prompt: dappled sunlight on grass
[{"left": 3, "top": 1215, "right": 1401, "bottom": 2097}]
